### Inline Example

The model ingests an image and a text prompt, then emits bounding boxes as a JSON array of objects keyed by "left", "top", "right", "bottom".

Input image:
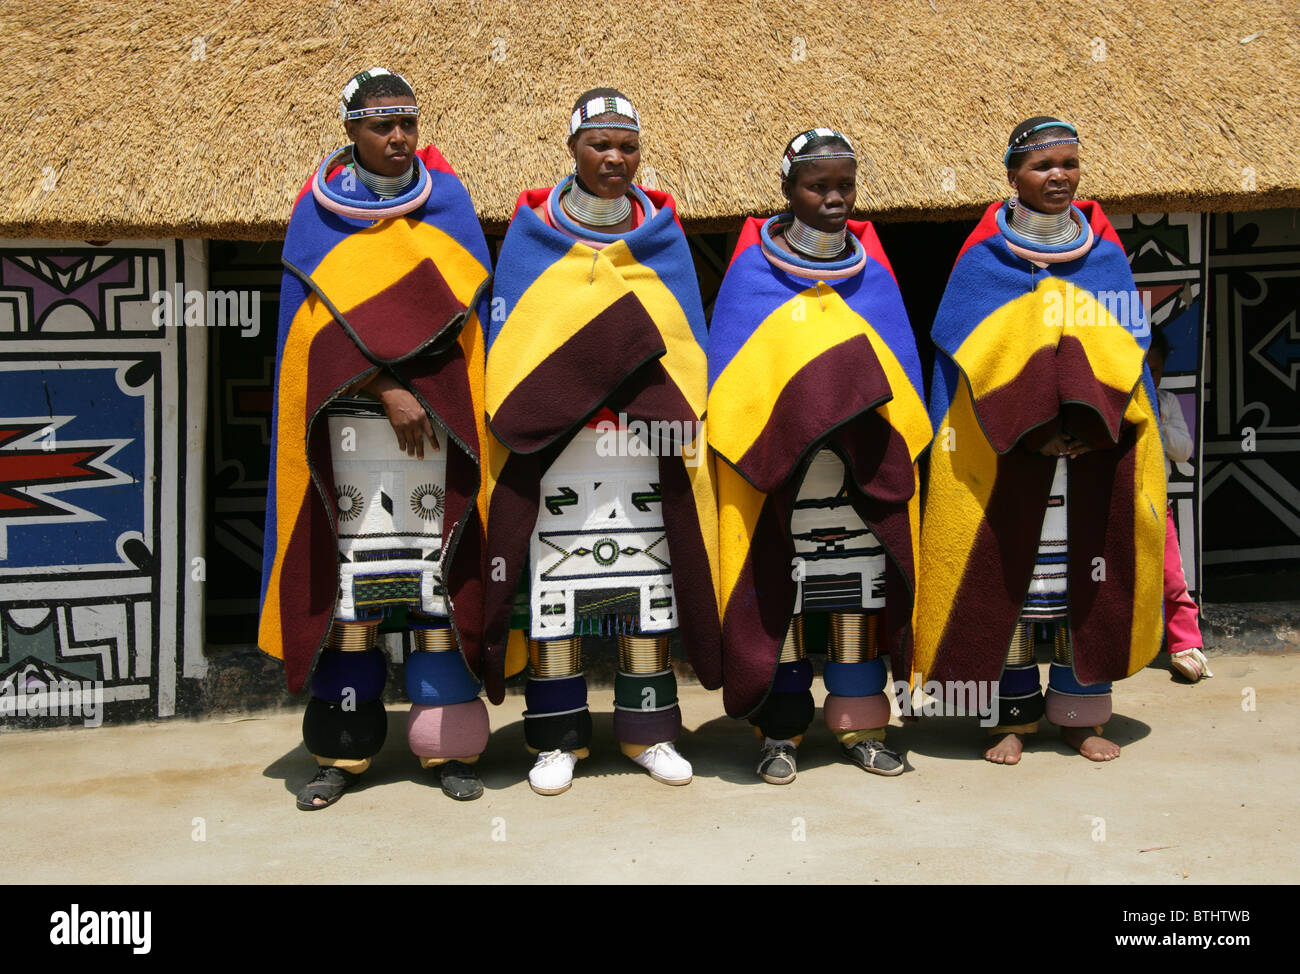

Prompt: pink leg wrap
[
  {"left": 407, "top": 699, "right": 490, "bottom": 759},
  {"left": 824, "top": 692, "right": 891, "bottom": 732},
  {"left": 1044, "top": 689, "right": 1112, "bottom": 728}
]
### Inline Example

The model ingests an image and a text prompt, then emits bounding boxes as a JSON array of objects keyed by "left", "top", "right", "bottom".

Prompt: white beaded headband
[
  {"left": 569, "top": 95, "right": 640, "bottom": 135},
  {"left": 782, "top": 127, "right": 856, "bottom": 176},
  {"left": 338, "top": 67, "right": 418, "bottom": 121}
]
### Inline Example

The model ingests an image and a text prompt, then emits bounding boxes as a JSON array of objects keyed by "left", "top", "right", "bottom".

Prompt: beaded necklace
[
  {"left": 560, "top": 176, "right": 632, "bottom": 227},
  {"left": 784, "top": 216, "right": 848, "bottom": 260}
]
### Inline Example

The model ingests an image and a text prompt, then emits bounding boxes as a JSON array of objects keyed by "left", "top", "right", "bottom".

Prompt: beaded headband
[
  {"left": 1003, "top": 120, "right": 1079, "bottom": 165},
  {"left": 338, "top": 67, "right": 417, "bottom": 121},
  {"left": 782, "top": 128, "right": 856, "bottom": 177},
  {"left": 569, "top": 95, "right": 640, "bottom": 135}
]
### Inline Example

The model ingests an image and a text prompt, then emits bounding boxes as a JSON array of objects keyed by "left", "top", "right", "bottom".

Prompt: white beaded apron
[
  {"left": 529, "top": 425, "right": 676, "bottom": 639},
  {"left": 789, "top": 449, "right": 887, "bottom": 613},
  {"left": 1022, "top": 456, "right": 1069, "bottom": 620},
  {"left": 327, "top": 399, "right": 449, "bottom": 621}
]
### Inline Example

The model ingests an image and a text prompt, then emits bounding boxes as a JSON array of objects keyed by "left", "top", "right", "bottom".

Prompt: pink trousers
[{"left": 1164, "top": 507, "right": 1203, "bottom": 654}]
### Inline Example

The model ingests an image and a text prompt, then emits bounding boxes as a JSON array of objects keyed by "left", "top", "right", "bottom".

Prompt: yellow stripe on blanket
[
  {"left": 311, "top": 220, "right": 487, "bottom": 312},
  {"left": 913, "top": 373, "right": 1000, "bottom": 681},
  {"left": 257, "top": 294, "right": 341, "bottom": 660},
  {"left": 954, "top": 277, "right": 1147, "bottom": 402},
  {"left": 709, "top": 287, "right": 867, "bottom": 464}
]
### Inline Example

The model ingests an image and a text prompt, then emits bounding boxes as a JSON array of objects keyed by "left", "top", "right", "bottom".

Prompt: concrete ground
[{"left": 2, "top": 651, "right": 1296, "bottom": 884}]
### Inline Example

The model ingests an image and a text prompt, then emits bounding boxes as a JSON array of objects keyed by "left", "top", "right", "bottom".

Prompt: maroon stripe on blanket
[
  {"left": 491, "top": 292, "right": 666, "bottom": 453},
  {"left": 927, "top": 448, "right": 1057, "bottom": 685},
  {"left": 721, "top": 485, "right": 798, "bottom": 719},
  {"left": 343, "top": 258, "right": 467, "bottom": 363},
  {"left": 734, "top": 335, "right": 891, "bottom": 493},
  {"left": 657, "top": 451, "right": 722, "bottom": 689},
  {"left": 481, "top": 450, "right": 544, "bottom": 703},
  {"left": 1056, "top": 334, "right": 1135, "bottom": 446},
  {"left": 968, "top": 345, "right": 1060, "bottom": 454},
  {"left": 1067, "top": 424, "right": 1141, "bottom": 684}
]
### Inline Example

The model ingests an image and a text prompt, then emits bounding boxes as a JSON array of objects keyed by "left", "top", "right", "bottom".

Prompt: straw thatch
[{"left": 2, "top": 0, "right": 1297, "bottom": 239}]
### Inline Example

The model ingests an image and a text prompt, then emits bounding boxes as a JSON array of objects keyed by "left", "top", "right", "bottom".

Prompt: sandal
[
  {"left": 296, "top": 766, "right": 362, "bottom": 811},
  {"left": 1170, "top": 647, "right": 1213, "bottom": 682}
]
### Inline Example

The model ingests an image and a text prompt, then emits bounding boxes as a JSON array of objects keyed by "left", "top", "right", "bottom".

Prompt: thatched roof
[{"left": 3, "top": 0, "right": 1298, "bottom": 239}]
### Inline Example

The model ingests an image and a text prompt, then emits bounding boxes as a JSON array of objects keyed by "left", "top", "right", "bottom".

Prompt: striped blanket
[
  {"left": 915, "top": 199, "right": 1165, "bottom": 687},
  {"left": 708, "top": 217, "right": 930, "bottom": 718},
  {"left": 258, "top": 145, "right": 491, "bottom": 694},
  {"left": 480, "top": 186, "right": 722, "bottom": 703}
]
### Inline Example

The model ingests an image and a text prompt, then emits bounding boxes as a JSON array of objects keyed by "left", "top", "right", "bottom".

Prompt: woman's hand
[
  {"left": 363, "top": 372, "right": 439, "bottom": 459},
  {"left": 1037, "top": 431, "right": 1090, "bottom": 458}
]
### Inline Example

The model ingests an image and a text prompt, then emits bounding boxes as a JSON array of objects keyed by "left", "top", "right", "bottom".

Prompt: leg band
[
  {"left": 310, "top": 647, "right": 388, "bottom": 703},
  {"left": 529, "top": 637, "right": 582, "bottom": 677},
  {"left": 779, "top": 616, "right": 806, "bottom": 662},
  {"left": 613, "top": 704, "right": 682, "bottom": 745},
  {"left": 1045, "top": 688, "right": 1113, "bottom": 727},
  {"left": 996, "top": 664, "right": 1044, "bottom": 727},
  {"left": 404, "top": 649, "right": 482, "bottom": 706},
  {"left": 824, "top": 692, "right": 891, "bottom": 732},
  {"left": 617, "top": 634, "right": 670, "bottom": 674},
  {"left": 407, "top": 698, "right": 490, "bottom": 760},
  {"left": 525, "top": 674, "right": 588, "bottom": 715},
  {"left": 1005, "top": 620, "right": 1036, "bottom": 667},
  {"left": 1052, "top": 621, "right": 1073, "bottom": 665},
  {"left": 614, "top": 669, "right": 678, "bottom": 710},
  {"left": 772, "top": 658, "right": 814, "bottom": 694},
  {"left": 327, "top": 620, "right": 379, "bottom": 652},
  {"left": 302, "top": 696, "right": 388, "bottom": 760},
  {"left": 827, "top": 611, "right": 880, "bottom": 663},
  {"left": 823, "top": 657, "right": 888, "bottom": 697},
  {"left": 524, "top": 708, "right": 592, "bottom": 752},
  {"left": 752, "top": 690, "right": 815, "bottom": 740},
  {"left": 411, "top": 624, "right": 457, "bottom": 653}
]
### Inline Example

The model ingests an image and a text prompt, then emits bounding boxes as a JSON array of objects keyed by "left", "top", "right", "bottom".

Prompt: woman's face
[
  {"left": 345, "top": 95, "right": 419, "bottom": 177},
  {"left": 1008, "top": 142, "right": 1080, "bottom": 214},
  {"left": 783, "top": 156, "right": 857, "bottom": 233},
  {"left": 568, "top": 121, "right": 641, "bottom": 198}
]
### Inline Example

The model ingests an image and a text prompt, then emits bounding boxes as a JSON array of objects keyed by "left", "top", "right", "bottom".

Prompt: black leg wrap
[
  {"left": 302, "top": 696, "right": 388, "bottom": 760},
  {"left": 524, "top": 709, "right": 593, "bottom": 752},
  {"left": 997, "top": 690, "right": 1045, "bottom": 727},
  {"left": 752, "top": 690, "right": 815, "bottom": 740}
]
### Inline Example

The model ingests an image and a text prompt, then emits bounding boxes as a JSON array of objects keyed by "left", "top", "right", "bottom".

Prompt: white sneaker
[
  {"left": 528, "top": 749, "right": 578, "bottom": 795},
  {"left": 630, "top": 741, "right": 693, "bottom": 786}
]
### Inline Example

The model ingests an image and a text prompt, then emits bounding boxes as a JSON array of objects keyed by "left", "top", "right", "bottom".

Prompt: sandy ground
[{"left": 1, "top": 651, "right": 1295, "bottom": 884}]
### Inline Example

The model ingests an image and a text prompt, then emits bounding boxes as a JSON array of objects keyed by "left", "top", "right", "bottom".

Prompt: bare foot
[
  {"left": 1062, "top": 726, "right": 1120, "bottom": 761},
  {"left": 984, "top": 732, "right": 1024, "bottom": 764}
]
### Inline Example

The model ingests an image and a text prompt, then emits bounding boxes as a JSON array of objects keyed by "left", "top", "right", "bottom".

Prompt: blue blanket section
[
  {"left": 487, "top": 197, "right": 707, "bottom": 355},
  {"left": 707, "top": 242, "right": 925, "bottom": 398}
]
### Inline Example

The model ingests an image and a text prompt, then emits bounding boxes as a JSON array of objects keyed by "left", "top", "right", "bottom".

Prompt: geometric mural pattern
[
  {"left": 1113, "top": 212, "right": 1208, "bottom": 596},
  {"left": 0, "top": 239, "right": 203, "bottom": 723},
  {"left": 1203, "top": 211, "right": 1300, "bottom": 571}
]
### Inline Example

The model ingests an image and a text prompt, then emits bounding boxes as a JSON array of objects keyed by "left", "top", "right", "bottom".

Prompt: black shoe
[
  {"left": 296, "top": 766, "right": 362, "bottom": 811},
  {"left": 757, "top": 742, "right": 797, "bottom": 785},
  {"left": 842, "top": 738, "right": 905, "bottom": 776},
  {"left": 437, "top": 760, "right": 484, "bottom": 800}
]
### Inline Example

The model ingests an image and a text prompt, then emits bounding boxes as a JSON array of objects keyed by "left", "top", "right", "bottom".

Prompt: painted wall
[
  {"left": 1202, "top": 210, "right": 1300, "bottom": 572},
  {"left": 0, "top": 238, "right": 207, "bottom": 724}
]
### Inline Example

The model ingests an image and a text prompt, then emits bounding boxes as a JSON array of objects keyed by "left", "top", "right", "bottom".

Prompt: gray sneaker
[
  {"left": 842, "top": 738, "right": 905, "bottom": 776},
  {"left": 757, "top": 742, "right": 798, "bottom": 785}
]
